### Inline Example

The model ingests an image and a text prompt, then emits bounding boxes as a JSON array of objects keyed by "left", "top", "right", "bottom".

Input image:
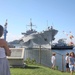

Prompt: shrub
[{"left": 24, "top": 58, "right": 36, "bottom": 64}]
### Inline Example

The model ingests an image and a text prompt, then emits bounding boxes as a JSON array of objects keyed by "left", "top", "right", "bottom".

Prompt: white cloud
[{"left": 6, "top": 33, "right": 23, "bottom": 42}]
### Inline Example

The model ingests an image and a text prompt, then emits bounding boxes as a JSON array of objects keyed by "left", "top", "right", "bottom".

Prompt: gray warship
[{"left": 20, "top": 19, "right": 58, "bottom": 49}]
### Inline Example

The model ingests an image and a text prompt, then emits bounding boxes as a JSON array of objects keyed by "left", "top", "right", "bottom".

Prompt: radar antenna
[{"left": 27, "top": 18, "right": 36, "bottom": 30}]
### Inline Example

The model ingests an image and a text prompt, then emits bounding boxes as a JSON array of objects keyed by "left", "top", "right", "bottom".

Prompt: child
[
  {"left": 65, "top": 53, "right": 69, "bottom": 72},
  {"left": 0, "top": 25, "right": 11, "bottom": 75},
  {"left": 51, "top": 52, "right": 56, "bottom": 69},
  {"left": 69, "top": 52, "right": 75, "bottom": 75}
]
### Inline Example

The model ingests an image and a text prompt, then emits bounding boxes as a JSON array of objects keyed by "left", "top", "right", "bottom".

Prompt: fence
[
  {"left": 8, "top": 46, "right": 67, "bottom": 71},
  {"left": 24, "top": 46, "right": 66, "bottom": 71}
]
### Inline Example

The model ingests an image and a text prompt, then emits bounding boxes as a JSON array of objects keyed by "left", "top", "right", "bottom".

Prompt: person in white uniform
[{"left": 0, "top": 25, "right": 11, "bottom": 75}]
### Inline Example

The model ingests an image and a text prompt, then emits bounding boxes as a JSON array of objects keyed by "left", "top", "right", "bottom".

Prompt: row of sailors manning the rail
[{"left": 51, "top": 52, "right": 75, "bottom": 75}]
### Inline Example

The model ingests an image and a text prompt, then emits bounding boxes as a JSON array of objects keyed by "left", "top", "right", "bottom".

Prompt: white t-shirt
[
  {"left": 0, "top": 47, "right": 6, "bottom": 58},
  {"left": 51, "top": 56, "right": 56, "bottom": 65},
  {"left": 65, "top": 56, "right": 69, "bottom": 63}
]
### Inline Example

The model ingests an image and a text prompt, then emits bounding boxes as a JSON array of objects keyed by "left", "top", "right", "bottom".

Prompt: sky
[{"left": 0, "top": 0, "right": 75, "bottom": 44}]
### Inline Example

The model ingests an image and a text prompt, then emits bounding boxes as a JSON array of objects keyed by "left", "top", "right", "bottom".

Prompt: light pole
[{"left": 4, "top": 19, "right": 8, "bottom": 41}]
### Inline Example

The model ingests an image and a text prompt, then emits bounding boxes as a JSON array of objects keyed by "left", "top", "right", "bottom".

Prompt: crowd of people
[{"left": 51, "top": 52, "right": 75, "bottom": 75}]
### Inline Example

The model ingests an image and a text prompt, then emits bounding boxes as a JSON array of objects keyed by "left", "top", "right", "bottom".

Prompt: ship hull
[{"left": 52, "top": 45, "right": 74, "bottom": 50}]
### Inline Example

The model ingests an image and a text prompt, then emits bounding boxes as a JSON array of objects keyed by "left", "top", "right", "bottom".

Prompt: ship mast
[
  {"left": 27, "top": 18, "right": 36, "bottom": 30},
  {"left": 22, "top": 19, "right": 37, "bottom": 35},
  {"left": 4, "top": 19, "right": 8, "bottom": 41},
  {"left": 30, "top": 18, "right": 33, "bottom": 30}
]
